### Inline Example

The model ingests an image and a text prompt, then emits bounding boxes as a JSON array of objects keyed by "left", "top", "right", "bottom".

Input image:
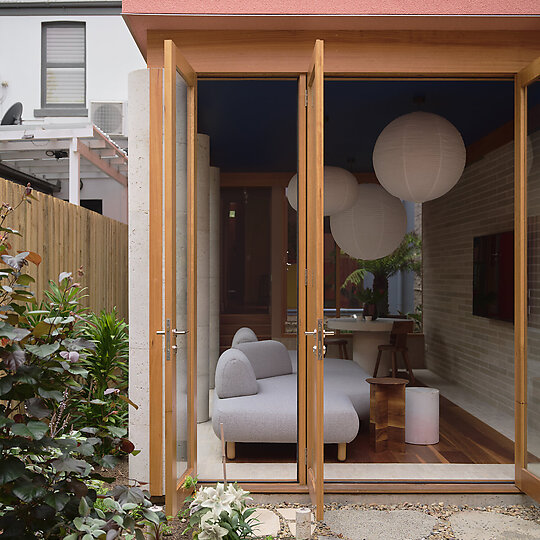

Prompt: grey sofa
[{"left": 212, "top": 332, "right": 371, "bottom": 461}]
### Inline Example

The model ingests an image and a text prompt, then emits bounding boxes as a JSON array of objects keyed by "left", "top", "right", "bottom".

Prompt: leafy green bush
[
  {"left": 0, "top": 186, "right": 165, "bottom": 538},
  {"left": 70, "top": 309, "right": 132, "bottom": 456}
]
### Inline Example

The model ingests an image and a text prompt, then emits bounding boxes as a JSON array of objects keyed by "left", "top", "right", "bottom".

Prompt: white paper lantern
[
  {"left": 330, "top": 184, "right": 406, "bottom": 260},
  {"left": 286, "top": 166, "right": 359, "bottom": 216},
  {"left": 372, "top": 111, "right": 466, "bottom": 203}
]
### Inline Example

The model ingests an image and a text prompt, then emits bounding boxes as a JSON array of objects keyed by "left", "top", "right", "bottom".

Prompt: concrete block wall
[
  {"left": 423, "top": 139, "right": 516, "bottom": 416},
  {"left": 127, "top": 69, "right": 151, "bottom": 485},
  {"left": 423, "top": 129, "right": 540, "bottom": 431}
]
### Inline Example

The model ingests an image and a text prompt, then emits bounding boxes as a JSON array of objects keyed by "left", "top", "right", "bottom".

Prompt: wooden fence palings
[{"left": 0, "top": 178, "right": 128, "bottom": 321}]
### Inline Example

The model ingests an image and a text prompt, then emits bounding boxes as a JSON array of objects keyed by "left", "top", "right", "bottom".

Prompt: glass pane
[
  {"left": 527, "top": 79, "right": 540, "bottom": 476},
  {"left": 46, "top": 24, "right": 85, "bottom": 64},
  {"left": 220, "top": 188, "right": 271, "bottom": 314},
  {"left": 175, "top": 70, "right": 189, "bottom": 478},
  {"left": 46, "top": 68, "right": 85, "bottom": 104}
]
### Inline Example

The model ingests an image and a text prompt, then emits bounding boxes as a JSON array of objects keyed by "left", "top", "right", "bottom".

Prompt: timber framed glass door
[
  {"left": 303, "top": 39, "right": 326, "bottom": 520},
  {"left": 516, "top": 56, "right": 540, "bottom": 501},
  {"left": 162, "top": 39, "right": 198, "bottom": 514}
]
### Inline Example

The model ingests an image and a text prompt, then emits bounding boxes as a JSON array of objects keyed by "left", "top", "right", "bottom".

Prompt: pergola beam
[
  {"left": 78, "top": 140, "right": 128, "bottom": 187},
  {"left": 0, "top": 123, "right": 129, "bottom": 197}
]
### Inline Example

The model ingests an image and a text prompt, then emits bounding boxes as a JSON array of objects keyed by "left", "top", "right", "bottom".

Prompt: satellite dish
[{"left": 1, "top": 102, "right": 23, "bottom": 125}]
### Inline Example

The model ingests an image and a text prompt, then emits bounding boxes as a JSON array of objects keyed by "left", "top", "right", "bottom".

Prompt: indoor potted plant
[{"left": 341, "top": 232, "right": 421, "bottom": 317}]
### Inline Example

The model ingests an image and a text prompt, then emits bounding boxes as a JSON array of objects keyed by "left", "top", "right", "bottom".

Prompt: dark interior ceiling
[{"left": 198, "top": 80, "right": 516, "bottom": 174}]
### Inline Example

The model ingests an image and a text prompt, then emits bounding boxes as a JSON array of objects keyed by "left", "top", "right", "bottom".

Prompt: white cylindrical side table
[{"left": 405, "top": 387, "right": 439, "bottom": 445}]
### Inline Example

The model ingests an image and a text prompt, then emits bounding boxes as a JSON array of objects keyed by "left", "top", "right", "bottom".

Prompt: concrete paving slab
[
  {"left": 450, "top": 511, "right": 540, "bottom": 540},
  {"left": 277, "top": 508, "right": 301, "bottom": 521},
  {"left": 323, "top": 508, "right": 438, "bottom": 540},
  {"left": 252, "top": 508, "right": 280, "bottom": 537}
]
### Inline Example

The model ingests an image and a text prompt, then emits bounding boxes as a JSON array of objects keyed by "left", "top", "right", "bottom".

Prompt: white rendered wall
[
  {"left": 127, "top": 69, "right": 151, "bottom": 486},
  {"left": 56, "top": 177, "right": 128, "bottom": 223},
  {"left": 0, "top": 15, "right": 145, "bottom": 125}
]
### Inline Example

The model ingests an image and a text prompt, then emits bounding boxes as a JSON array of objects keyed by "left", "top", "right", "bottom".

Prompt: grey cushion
[
  {"left": 215, "top": 349, "right": 258, "bottom": 399},
  {"left": 231, "top": 327, "right": 258, "bottom": 348},
  {"left": 234, "top": 340, "right": 292, "bottom": 379},
  {"left": 213, "top": 373, "right": 359, "bottom": 444}
]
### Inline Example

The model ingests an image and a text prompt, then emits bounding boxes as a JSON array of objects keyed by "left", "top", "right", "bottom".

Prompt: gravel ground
[{"left": 101, "top": 464, "right": 540, "bottom": 539}]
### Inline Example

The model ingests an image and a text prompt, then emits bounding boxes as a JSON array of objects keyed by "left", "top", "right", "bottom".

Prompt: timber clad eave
[{"left": 136, "top": 29, "right": 540, "bottom": 76}]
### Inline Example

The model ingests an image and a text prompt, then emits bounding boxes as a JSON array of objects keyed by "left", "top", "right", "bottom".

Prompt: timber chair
[
  {"left": 373, "top": 320, "right": 415, "bottom": 383},
  {"left": 324, "top": 337, "right": 349, "bottom": 359}
]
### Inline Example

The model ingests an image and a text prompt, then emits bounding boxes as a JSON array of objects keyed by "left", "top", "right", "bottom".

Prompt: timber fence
[{"left": 0, "top": 178, "right": 128, "bottom": 320}]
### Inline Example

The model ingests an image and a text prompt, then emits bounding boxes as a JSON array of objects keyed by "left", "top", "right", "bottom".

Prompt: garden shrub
[{"left": 0, "top": 186, "right": 165, "bottom": 538}]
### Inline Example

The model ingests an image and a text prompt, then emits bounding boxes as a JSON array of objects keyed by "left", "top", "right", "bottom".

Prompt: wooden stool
[
  {"left": 366, "top": 377, "right": 408, "bottom": 453},
  {"left": 373, "top": 320, "right": 415, "bottom": 383},
  {"left": 324, "top": 337, "right": 349, "bottom": 359}
]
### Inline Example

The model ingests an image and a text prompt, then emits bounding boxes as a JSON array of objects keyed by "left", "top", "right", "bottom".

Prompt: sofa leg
[
  {"left": 226, "top": 441, "right": 236, "bottom": 460},
  {"left": 337, "top": 443, "right": 346, "bottom": 462}
]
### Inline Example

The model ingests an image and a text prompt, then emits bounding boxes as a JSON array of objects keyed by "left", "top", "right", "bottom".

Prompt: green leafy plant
[
  {"left": 402, "top": 304, "right": 423, "bottom": 332},
  {"left": 184, "top": 483, "right": 258, "bottom": 540},
  {"left": 0, "top": 186, "right": 162, "bottom": 538},
  {"left": 342, "top": 232, "right": 422, "bottom": 316},
  {"left": 70, "top": 308, "right": 134, "bottom": 456},
  {"left": 182, "top": 474, "right": 198, "bottom": 490}
]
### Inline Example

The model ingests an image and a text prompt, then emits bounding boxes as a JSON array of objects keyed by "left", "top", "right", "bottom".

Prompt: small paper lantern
[
  {"left": 330, "top": 184, "right": 406, "bottom": 260},
  {"left": 373, "top": 111, "right": 466, "bottom": 203},
  {"left": 286, "top": 166, "right": 359, "bottom": 216}
]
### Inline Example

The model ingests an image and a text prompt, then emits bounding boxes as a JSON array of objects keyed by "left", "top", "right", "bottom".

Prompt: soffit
[
  {"left": 122, "top": 14, "right": 540, "bottom": 62},
  {"left": 0, "top": 124, "right": 128, "bottom": 190}
]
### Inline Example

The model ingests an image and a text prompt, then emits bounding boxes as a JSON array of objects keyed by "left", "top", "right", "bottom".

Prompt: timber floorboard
[{"left": 229, "top": 383, "right": 520, "bottom": 465}]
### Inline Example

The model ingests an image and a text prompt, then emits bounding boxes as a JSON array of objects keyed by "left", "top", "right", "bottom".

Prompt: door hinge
[
  {"left": 305, "top": 447, "right": 308, "bottom": 462},
  {"left": 305, "top": 89, "right": 308, "bottom": 107},
  {"left": 305, "top": 268, "right": 308, "bottom": 287}
]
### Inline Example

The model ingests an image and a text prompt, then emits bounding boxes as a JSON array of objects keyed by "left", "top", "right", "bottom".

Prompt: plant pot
[{"left": 363, "top": 303, "right": 378, "bottom": 321}]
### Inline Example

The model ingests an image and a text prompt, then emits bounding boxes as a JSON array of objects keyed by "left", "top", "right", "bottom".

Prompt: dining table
[{"left": 326, "top": 316, "right": 402, "bottom": 375}]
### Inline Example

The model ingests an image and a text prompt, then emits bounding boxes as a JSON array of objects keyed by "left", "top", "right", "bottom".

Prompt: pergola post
[{"left": 68, "top": 137, "right": 80, "bottom": 205}]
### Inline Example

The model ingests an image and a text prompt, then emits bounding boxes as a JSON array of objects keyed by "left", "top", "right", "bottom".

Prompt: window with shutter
[{"left": 41, "top": 22, "right": 86, "bottom": 108}]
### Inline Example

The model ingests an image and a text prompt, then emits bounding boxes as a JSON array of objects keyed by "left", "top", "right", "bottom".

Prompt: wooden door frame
[
  {"left": 515, "top": 56, "right": 540, "bottom": 501},
  {"left": 161, "top": 39, "right": 198, "bottom": 515},
  {"left": 147, "top": 33, "right": 540, "bottom": 498},
  {"left": 305, "top": 39, "right": 325, "bottom": 519}
]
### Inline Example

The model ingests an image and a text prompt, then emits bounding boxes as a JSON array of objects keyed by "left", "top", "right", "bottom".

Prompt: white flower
[
  {"left": 198, "top": 510, "right": 228, "bottom": 540},
  {"left": 226, "top": 483, "right": 252, "bottom": 510},
  {"left": 191, "top": 483, "right": 234, "bottom": 517}
]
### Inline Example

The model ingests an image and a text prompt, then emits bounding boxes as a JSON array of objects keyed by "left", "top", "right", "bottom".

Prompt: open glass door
[
  {"left": 163, "top": 39, "right": 198, "bottom": 514},
  {"left": 304, "top": 39, "right": 325, "bottom": 520},
  {"left": 516, "top": 56, "right": 540, "bottom": 501}
]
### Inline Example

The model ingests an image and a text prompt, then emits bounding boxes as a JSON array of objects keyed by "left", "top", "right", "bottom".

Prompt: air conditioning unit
[{"left": 90, "top": 101, "right": 128, "bottom": 136}]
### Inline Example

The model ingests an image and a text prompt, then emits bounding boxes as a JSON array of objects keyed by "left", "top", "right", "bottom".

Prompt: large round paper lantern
[
  {"left": 286, "top": 166, "right": 359, "bottom": 216},
  {"left": 330, "top": 184, "right": 406, "bottom": 260},
  {"left": 372, "top": 111, "right": 466, "bottom": 203}
]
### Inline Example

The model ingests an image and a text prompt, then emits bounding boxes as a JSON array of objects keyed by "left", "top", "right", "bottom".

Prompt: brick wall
[
  {"left": 423, "top": 139, "right": 516, "bottom": 416},
  {"left": 424, "top": 130, "right": 540, "bottom": 428}
]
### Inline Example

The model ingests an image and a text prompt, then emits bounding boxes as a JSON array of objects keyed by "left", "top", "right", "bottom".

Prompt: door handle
[
  {"left": 173, "top": 329, "right": 188, "bottom": 335},
  {"left": 305, "top": 329, "right": 316, "bottom": 335}
]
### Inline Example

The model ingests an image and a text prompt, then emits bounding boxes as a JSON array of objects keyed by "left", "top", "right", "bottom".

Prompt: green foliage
[
  {"left": 342, "top": 232, "right": 422, "bottom": 315},
  {"left": 342, "top": 232, "right": 422, "bottom": 287},
  {"left": 355, "top": 287, "right": 385, "bottom": 306},
  {"left": 184, "top": 483, "right": 256, "bottom": 540},
  {"left": 69, "top": 309, "right": 133, "bottom": 456},
  {"left": 182, "top": 474, "right": 198, "bottom": 490},
  {"left": 0, "top": 187, "right": 163, "bottom": 538},
  {"left": 401, "top": 304, "right": 423, "bottom": 332}
]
